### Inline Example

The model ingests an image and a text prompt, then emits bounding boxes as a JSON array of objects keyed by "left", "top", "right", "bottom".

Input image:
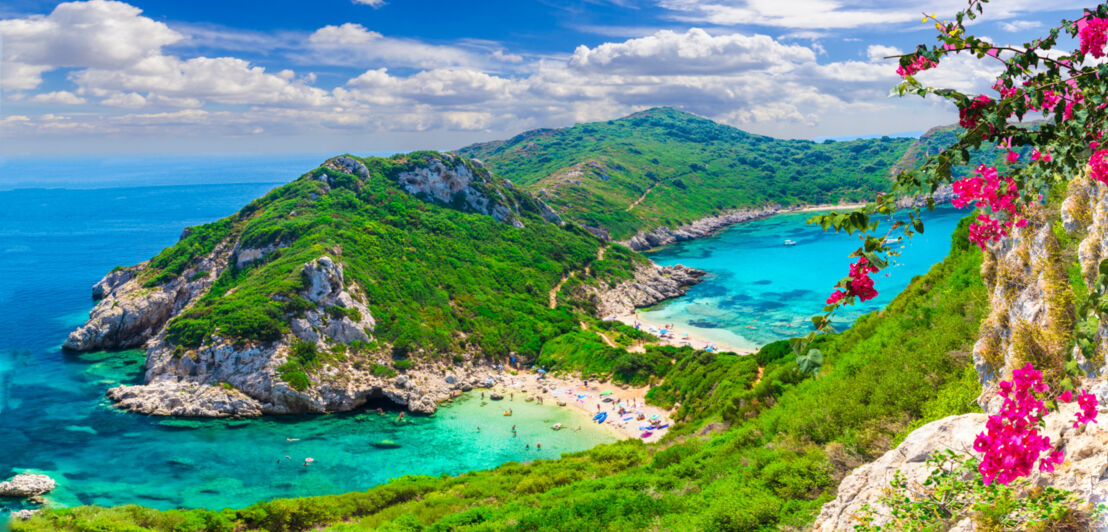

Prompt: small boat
[
  {"left": 641, "top": 431, "right": 653, "bottom": 439},
  {"left": 552, "top": 423, "right": 564, "bottom": 431},
  {"left": 371, "top": 439, "right": 401, "bottom": 449},
  {"left": 595, "top": 412, "right": 608, "bottom": 423},
  {"left": 783, "top": 239, "right": 797, "bottom": 246},
  {"left": 503, "top": 410, "right": 513, "bottom": 416}
]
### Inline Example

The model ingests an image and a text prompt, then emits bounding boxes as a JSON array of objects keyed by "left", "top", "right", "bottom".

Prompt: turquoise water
[
  {"left": 641, "top": 207, "right": 966, "bottom": 351},
  {"left": 0, "top": 175, "right": 613, "bottom": 515}
]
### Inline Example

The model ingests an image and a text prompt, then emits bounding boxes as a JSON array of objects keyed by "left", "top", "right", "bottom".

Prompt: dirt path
[
  {"left": 549, "top": 275, "right": 569, "bottom": 309},
  {"left": 549, "top": 245, "right": 608, "bottom": 309},
  {"left": 626, "top": 183, "right": 657, "bottom": 212}
]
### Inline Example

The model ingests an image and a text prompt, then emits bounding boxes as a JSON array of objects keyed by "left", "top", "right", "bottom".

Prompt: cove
[
  {"left": 640, "top": 206, "right": 967, "bottom": 351},
  {"left": 0, "top": 180, "right": 614, "bottom": 514}
]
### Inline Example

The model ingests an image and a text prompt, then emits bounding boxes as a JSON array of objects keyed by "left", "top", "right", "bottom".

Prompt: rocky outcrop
[
  {"left": 64, "top": 241, "right": 231, "bottom": 352},
  {"left": 970, "top": 205, "right": 1072, "bottom": 391},
  {"left": 293, "top": 256, "right": 376, "bottom": 344},
  {"left": 10, "top": 509, "right": 39, "bottom": 521},
  {"left": 813, "top": 383, "right": 1108, "bottom": 531},
  {"left": 91, "top": 267, "right": 135, "bottom": 300},
  {"left": 592, "top": 262, "right": 705, "bottom": 317},
  {"left": 395, "top": 153, "right": 525, "bottom": 228},
  {"left": 107, "top": 381, "right": 264, "bottom": 417},
  {"left": 109, "top": 358, "right": 512, "bottom": 417},
  {"left": 0, "top": 473, "right": 55, "bottom": 498},
  {"left": 325, "top": 156, "right": 369, "bottom": 179},
  {"left": 621, "top": 206, "right": 781, "bottom": 251}
]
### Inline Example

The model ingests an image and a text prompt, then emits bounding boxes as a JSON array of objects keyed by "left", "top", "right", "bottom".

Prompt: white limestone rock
[{"left": 0, "top": 473, "right": 55, "bottom": 498}]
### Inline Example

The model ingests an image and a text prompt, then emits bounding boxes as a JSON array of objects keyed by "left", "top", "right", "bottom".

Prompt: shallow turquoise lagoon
[{"left": 641, "top": 207, "right": 966, "bottom": 351}]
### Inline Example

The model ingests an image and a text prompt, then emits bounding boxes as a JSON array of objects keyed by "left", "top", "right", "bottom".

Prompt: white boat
[{"left": 783, "top": 239, "right": 797, "bottom": 246}]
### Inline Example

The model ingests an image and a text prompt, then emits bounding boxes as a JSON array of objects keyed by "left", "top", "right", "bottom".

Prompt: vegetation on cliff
[
  {"left": 116, "top": 151, "right": 657, "bottom": 388},
  {"left": 458, "top": 107, "right": 917, "bottom": 240}
]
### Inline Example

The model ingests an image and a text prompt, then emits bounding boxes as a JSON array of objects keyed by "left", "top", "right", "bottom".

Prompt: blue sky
[{"left": 0, "top": 0, "right": 1089, "bottom": 155}]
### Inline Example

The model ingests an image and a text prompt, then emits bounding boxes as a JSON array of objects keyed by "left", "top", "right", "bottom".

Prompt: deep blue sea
[{"left": 0, "top": 155, "right": 964, "bottom": 515}]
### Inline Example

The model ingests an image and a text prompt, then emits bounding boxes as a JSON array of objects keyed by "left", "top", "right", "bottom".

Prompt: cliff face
[{"left": 816, "top": 179, "right": 1108, "bottom": 530}]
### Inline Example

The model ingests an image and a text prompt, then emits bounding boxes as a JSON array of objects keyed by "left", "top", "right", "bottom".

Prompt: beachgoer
[
  {"left": 536, "top": 443, "right": 542, "bottom": 450},
  {"left": 525, "top": 444, "right": 530, "bottom": 449}
]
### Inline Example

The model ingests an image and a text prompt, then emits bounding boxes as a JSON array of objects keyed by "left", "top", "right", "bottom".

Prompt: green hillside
[
  {"left": 458, "top": 107, "right": 916, "bottom": 240},
  {"left": 18, "top": 218, "right": 989, "bottom": 531},
  {"left": 122, "top": 151, "right": 650, "bottom": 378}
]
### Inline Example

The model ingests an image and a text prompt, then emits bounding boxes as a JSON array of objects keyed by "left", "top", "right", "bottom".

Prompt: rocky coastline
[{"left": 619, "top": 186, "right": 957, "bottom": 252}]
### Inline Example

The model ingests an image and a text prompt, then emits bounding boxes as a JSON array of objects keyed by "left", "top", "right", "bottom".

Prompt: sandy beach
[
  {"left": 481, "top": 371, "right": 675, "bottom": 443},
  {"left": 613, "top": 312, "right": 756, "bottom": 355},
  {"left": 787, "top": 202, "right": 867, "bottom": 214}
]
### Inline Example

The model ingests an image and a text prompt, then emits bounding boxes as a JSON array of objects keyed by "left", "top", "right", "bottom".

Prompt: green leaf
[
  {"left": 796, "top": 348, "right": 823, "bottom": 376},
  {"left": 913, "top": 218, "right": 924, "bottom": 234}
]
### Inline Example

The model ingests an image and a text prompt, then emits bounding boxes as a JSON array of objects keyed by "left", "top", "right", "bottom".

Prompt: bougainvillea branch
[{"left": 792, "top": 1, "right": 1108, "bottom": 369}]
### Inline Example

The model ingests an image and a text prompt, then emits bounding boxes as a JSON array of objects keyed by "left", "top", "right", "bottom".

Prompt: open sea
[{"left": 0, "top": 155, "right": 963, "bottom": 514}]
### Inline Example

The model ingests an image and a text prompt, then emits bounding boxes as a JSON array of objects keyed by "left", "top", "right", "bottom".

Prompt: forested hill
[{"left": 458, "top": 107, "right": 917, "bottom": 240}]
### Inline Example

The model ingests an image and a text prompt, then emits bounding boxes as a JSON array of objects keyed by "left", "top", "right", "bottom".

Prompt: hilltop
[{"left": 459, "top": 107, "right": 916, "bottom": 241}]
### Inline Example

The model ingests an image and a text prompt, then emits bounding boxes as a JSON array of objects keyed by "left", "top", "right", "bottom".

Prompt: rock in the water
[
  {"left": 490, "top": 392, "right": 504, "bottom": 400},
  {"left": 106, "top": 382, "right": 264, "bottom": 417},
  {"left": 0, "top": 473, "right": 55, "bottom": 498}
]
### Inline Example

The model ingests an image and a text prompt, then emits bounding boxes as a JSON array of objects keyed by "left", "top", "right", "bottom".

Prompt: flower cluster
[
  {"left": 1079, "top": 16, "right": 1108, "bottom": 58},
  {"left": 896, "top": 55, "right": 936, "bottom": 77},
  {"left": 974, "top": 364, "right": 1059, "bottom": 485},
  {"left": 973, "top": 364, "right": 1099, "bottom": 486},
  {"left": 826, "top": 256, "right": 878, "bottom": 304},
  {"left": 951, "top": 164, "right": 1028, "bottom": 249},
  {"left": 1090, "top": 148, "right": 1108, "bottom": 185},
  {"left": 958, "top": 95, "right": 993, "bottom": 134},
  {"left": 1074, "top": 390, "right": 1099, "bottom": 427}
]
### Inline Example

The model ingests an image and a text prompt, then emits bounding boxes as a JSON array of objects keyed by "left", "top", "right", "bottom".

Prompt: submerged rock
[{"left": 0, "top": 473, "right": 55, "bottom": 498}]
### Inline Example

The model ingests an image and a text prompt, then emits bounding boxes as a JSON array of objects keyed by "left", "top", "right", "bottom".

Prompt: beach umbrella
[{"left": 600, "top": 390, "right": 613, "bottom": 396}]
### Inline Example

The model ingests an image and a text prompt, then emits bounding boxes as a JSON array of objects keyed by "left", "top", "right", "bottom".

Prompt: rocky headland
[{"left": 64, "top": 154, "right": 703, "bottom": 419}]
